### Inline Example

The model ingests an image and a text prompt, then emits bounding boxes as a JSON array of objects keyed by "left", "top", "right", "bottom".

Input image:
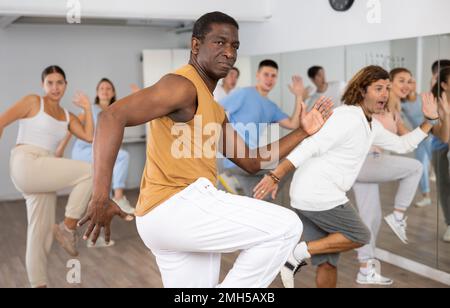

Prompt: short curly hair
[
  {"left": 342, "top": 66, "right": 390, "bottom": 106},
  {"left": 192, "top": 12, "right": 239, "bottom": 41}
]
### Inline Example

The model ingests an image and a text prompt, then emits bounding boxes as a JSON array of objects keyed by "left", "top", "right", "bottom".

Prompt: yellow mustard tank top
[{"left": 135, "top": 64, "right": 226, "bottom": 216}]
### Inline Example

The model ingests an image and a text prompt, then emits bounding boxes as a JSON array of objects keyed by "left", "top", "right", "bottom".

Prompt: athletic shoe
[
  {"left": 87, "top": 235, "right": 115, "bottom": 248},
  {"left": 443, "top": 226, "right": 450, "bottom": 243},
  {"left": 384, "top": 214, "right": 408, "bottom": 244},
  {"left": 356, "top": 268, "right": 393, "bottom": 286},
  {"left": 113, "top": 196, "right": 135, "bottom": 215},
  {"left": 280, "top": 253, "right": 308, "bottom": 288},
  {"left": 53, "top": 222, "right": 79, "bottom": 257},
  {"left": 217, "top": 172, "right": 243, "bottom": 195},
  {"left": 415, "top": 197, "right": 432, "bottom": 208}
]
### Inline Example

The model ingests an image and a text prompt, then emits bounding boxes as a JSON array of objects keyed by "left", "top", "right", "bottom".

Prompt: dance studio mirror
[
  {"left": 437, "top": 33, "right": 450, "bottom": 274},
  {"left": 250, "top": 34, "right": 448, "bottom": 274}
]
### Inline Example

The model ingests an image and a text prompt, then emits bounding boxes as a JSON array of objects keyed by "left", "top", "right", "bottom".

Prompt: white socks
[
  {"left": 293, "top": 242, "right": 311, "bottom": 262},
  {"left": 359, "top": 266, "right": 370, "bottom": 276},
  {"left": 393, "top": 210, "right": 405, "bottom": 221}
]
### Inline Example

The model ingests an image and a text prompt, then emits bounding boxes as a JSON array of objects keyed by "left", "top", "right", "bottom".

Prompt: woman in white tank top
[{"left": 0, "top": 65, "right": 94, "bottom": 288}]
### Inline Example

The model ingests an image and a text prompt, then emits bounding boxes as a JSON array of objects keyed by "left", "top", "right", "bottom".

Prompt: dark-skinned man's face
[{"left": 194, "top": 23, "right": 240, "bottom": 80}]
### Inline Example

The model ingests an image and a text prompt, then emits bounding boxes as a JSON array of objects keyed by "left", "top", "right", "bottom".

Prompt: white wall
[
  {"left": 239, "top": 0, "right": 450, "bottom": 56},
  {"left": 0, "top": 23, "right": 186, "bottom": 199},
  {"left": 422, "top": 36, "right": 443, "bottom": 92},
  {"left": 0, "top": 0, "right": 271, "bottom": 22},
  {"left": 391, "top": 38, "right": 418, "bottom": 75},
  {"left": 248, "top": 36, "right": 447, "bottom": 140},
  {"left": 249, "top": 42, "right": 391, "bottom": 115},
  {"left": 345, "top": 41, "right": 391, "bottom": 79},
  {"left": 440, "top": 34, "right": 450, "bottom": 60}
]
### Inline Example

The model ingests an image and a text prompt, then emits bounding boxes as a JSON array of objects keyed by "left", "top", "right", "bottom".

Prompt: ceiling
[{"left": 0, "top": 15, "right": 194, "bottom": 32}]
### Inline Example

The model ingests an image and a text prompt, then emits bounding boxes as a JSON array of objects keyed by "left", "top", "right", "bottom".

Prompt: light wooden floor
[
  {"left": 0, "top": 189, "right": 447, "bottom": 288},
  {"left": 348, "top": 181, "right": 450, "bottom": 272}
]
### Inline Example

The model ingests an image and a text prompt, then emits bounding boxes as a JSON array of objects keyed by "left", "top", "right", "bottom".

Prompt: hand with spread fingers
[
  {"left": 288, "top": 75, "right": 306, "bottom": 99},
  {"left": 73, "top": 92, "right": 91, "bottom": 111},
  {"left": 421, "top": 92, "right": 439, "bottom": 120},
  {"left": 300, "top": 96, "right": 334, "bottom": 136},
  {"left": 253, "top": 175, "right": 279, "bottom": 200},
  {"left": 78, "top": 197, "right": 134, "bottom": 245}
]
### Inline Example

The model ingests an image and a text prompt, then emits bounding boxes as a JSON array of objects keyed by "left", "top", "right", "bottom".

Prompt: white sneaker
[
  {"left": 217, "top": 172, "right": 243, "bottom": 195},
  {"left": 280, "top": 253, "right": 307, "bottom": 288},
  {"left": 443, "top": 226, "right": 450, "bottom": 243},
  {"left": 415, "top": 197, "right": 432, "bottom": 208},
  {"left": 356, "top": 267, "right": 393, "bottom": 286},
  {"left": 113, "top": 196, "right": 135, "bottom": 215},
  {"left": 87, "top": 235, "right": 115, "bottom": 248},
  {"left": 384, "top": 214, "right": 408, "bottom": 244}
]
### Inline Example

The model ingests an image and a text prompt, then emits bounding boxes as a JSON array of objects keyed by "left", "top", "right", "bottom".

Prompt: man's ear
[
  {"left": 360, "top": 88, "right": 366, "bottom": 99},
  {"left": 442, "top": 80, "right": 449, "bottom": 92},
  {"left": 191, "top": 37, "right": 201, "bottom": 56}
]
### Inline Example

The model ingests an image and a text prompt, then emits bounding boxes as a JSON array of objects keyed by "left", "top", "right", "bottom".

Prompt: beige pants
[{"left": 10, "top": 145, "right": 92, "bottom": 288}]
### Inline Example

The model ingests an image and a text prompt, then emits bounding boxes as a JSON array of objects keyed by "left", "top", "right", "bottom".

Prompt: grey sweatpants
[{"left": 353, "top": 153, "right": 422, "bottom": 262}]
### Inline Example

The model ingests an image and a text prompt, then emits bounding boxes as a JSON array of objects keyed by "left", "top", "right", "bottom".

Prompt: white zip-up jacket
[{"left": 287, "top": 105, "right": 427, "bottom": 212}]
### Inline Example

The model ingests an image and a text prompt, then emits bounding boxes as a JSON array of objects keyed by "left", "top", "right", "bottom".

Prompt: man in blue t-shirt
[{"left": 219, "top": 59, "right": 313, "bottom": 198}]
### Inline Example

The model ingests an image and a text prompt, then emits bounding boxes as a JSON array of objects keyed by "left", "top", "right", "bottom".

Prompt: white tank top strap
[
  {"left": 16, "top": 96, "right": 70, "bottom": 153},
  {"left": 39, "top": 97, "right": 45, "bottom": 113},
  {"left": 64, "top": 109, "right": 70, "bottom": 123}
]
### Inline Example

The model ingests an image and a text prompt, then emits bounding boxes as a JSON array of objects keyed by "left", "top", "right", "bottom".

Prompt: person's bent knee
[
  {"left": 79, "top": 162, "right": 93, "bottom": 178},
  {"left": 318, "top": 262, "right": 336, "bottom": 271},
  {"left": 354, "top": 227, "right": 371, "bottom": 248},
  {"left": 354, "top": 242, "right": 365, "bottom": 249},
  {"left": 283, "top": 210, "right": 303, "bottom": 240},
  {"left": 414, "top": 160, "right": 423, "bottom": 175}
]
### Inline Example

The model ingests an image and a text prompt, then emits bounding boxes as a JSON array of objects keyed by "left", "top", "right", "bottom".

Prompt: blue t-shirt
[
  {"left": 220, "top": 87, "right": 288, "bottom": 169},
  {"left": 402, "top": 97, "right": 424, "bottom": 129},
  {"left": 432, "top": 136, "right": 449, "bottom": 152},
  {"left": 72, "top": 104, "right": 102, "bottom": 151}
]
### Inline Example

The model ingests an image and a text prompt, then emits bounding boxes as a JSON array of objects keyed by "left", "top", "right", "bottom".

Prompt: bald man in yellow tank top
[{"left": 79, "top": 12, "right": 333, "bottom": 288}]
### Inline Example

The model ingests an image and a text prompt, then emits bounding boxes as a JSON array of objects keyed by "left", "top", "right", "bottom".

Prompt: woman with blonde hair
[{"left": 351, "top": 68, "right": 426, "bottom": 285}]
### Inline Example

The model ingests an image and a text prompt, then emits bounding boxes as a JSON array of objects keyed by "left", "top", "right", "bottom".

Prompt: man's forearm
[
  {"left": 83, "top": 107, "right": 95, "bottom": 140},
  {"left": 272, "top": 159, "right": 296, "bottom": 180},
  {"left": 287, "top": 98, "right": 303, "bottom": 129},
  {"left": 251, "top": 127, "right": 308, "bottom": 172},
  {"left": 419, "top": 121, "right": 434, "bottom": 135},
  {"left": 92, "top": 110, "right": 126, "bottom": 200}
]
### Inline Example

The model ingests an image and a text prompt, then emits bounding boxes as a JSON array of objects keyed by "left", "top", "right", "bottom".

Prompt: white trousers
[{"left": 136, "top": 178, "right": 303, "bottom": 288}]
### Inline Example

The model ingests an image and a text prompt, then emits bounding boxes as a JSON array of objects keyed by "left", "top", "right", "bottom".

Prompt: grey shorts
[{"left": 296, "top": 203, "right": 371, "bottom": 267}]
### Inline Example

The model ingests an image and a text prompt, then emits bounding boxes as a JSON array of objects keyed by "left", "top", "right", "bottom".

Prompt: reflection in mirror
[
  {"left": 347, "top": 36, "right": 441, "bottom": 271},
  {"left": 250, "top": 35, "right": 449, "bottom": 281},
  {"left": 436, "top": 34, "right": 450, "bottom": 273}
]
